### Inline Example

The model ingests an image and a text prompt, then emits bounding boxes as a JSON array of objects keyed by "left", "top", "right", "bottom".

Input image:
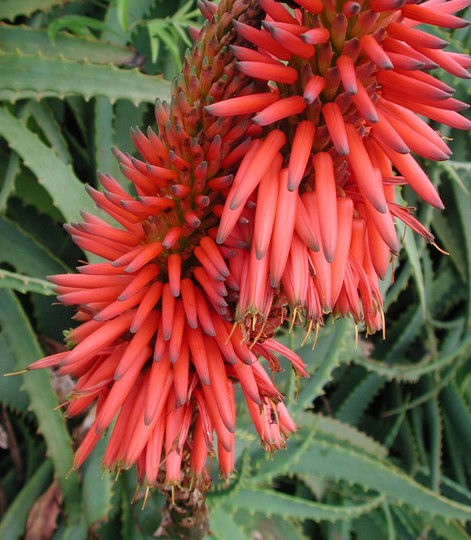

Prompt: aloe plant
[{"left": 0, "top": 1, "right": 470, "bottom": 539}]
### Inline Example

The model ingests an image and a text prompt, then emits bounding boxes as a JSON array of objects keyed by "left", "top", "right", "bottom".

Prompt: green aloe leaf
[
  {"left": 26, "top": 100, "right": 72, "bottom": 165},
  {"left": 0, "top": 460, "right": 53, "bottom": 540},
  {"left": 116, "top": 0, "right": 131, "bottom": 31},
  {"left": 451, "top": 172, "right": 471, "bottom": 330},
  {"left": 0, "top": 25, "right": 140, "bottom": 66},
  {"left": 427, "top": 516, "right": 470, "bottom": 540},
  {"left": 209, "top": 506, "right": 253, "bottom": 540},
  {"left": 0, "top": 0, "right": 67, "bottom": 20},
  {"left": 81, "top": 433, "right": 114, "bottom": 528},
  {"left": 280, "top": 439, "right": 471, "bottom": 520},
  {"left": 0, "top": 289, "right": 83, "bottom": 526},
  {"left": 294, "top": 319, "right": 354, "bottom": 414},
  {"left": 441, "top": 382, "right": 471, "bottom": 454},
  {"left": 0, "top": 332, "right": 30, "bottom": 413},
  {"left": 0, "top": 149, "right": 20, "bottom": 212},
  {"left": 47, "top": 15, "right": 120, "bottom": 44},
  {"left": 309, "top": 414, "right": 388, "bottom": 459},
  {"left": 0, "top": 268, "right": 55, "bottom": 296},
  {"left": 352, "top": 332, "right": 471, "bottom": 382},
  {"left": 403, "top": 226, "right": 426, "bottom": 319},
  {"left": 0, "top": 215, "right": 68, "bottom": 276},
  {"left": 335, "top": 372, "right": 385, "bottom": 426},
  {"left": 217, "top": 488, "right": 385, "bottom": 522},
  {"left": 0, "top": 107, "right": 95, "bottom": 223},
  {"left": 0, "top": 52, "right": 171, "bottom": 105}
]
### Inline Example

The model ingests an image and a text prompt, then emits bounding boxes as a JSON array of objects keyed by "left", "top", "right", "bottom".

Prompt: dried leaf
[{"left": 25, "top": 481, "right": 61, "bottom": 540}]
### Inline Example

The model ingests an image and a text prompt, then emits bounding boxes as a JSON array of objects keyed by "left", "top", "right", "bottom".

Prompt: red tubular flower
[
  {"left": 28, "top": 0, "right": 307, "bottom": 492},
  {"left": 207, "top": 0, "right": 470, "bottom": 336}
]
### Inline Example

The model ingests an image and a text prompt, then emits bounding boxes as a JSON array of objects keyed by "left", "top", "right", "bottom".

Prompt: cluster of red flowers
[{"left": 28, "top": 0, "right": 470, "bottom": 494}]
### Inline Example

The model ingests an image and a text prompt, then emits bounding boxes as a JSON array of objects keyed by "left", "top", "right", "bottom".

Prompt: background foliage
[{"left": 0, "top": 1, "right": 470, "bottom": 538}]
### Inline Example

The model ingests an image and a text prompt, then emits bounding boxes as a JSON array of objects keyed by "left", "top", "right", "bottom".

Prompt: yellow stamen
[
  {"left": 311, "top": 321, "right": 320, "bottom": 350},
  {"left": 53, "top": 401, "right": 70, "bottom": 411},
  {"left": 3, "top": 370, "right": 27, "bottom": 377},
  {"left": 131, "top": 483, "right": 141, "bottom": 505},
  {"left": 432, "top": 242, "right": 449, "bottom": 256},
  {"left": 226, "top": 321, "right": 238, "bottom": 344},
  {"left": 249, "top": 321, "right": 266, "bottom": 349},
  {"left": 301, "top": 319, "right": 314, "bottom": 346},
  {"left": 289, "top": 307, "right": 297, "bottom": 333},
  {"left": 142, "top": 486, "right": 151, "bottom": 510}
]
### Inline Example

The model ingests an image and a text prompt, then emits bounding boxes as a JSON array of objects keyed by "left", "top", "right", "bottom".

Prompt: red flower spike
[
  {"left": 63, "top": 311, "right": 136, "bottom": 366},
  {"left": 359, "top": 34, "right": 393, "bottom": 70},
  {"left": 205, "top": 92, "right": 280, "bottom": 116},
  {"left": 164, "top": 397, "right": 187, "bottom": 485},
  {"left": 115, "top": 312, "right": 160, "bottom": 379},
  {"left": 263, "top": 21, "right": 309, "bottom": 36},
  {"left": 200, "top": 385, "right": 233, "bottom": 453},
  {"left": 370, "top": 110, "right": 410, "bottom": 155},
  {"left": 144, "top": 355, "right": 172, "bottom": 426},
  {"left": 337, "top": 55, "right": 358, "bottom": 94},
  {"left": 206, "top": 318, "right": 238, "bottom": 366},
  {"left": 268, "top": 25, "right": 315, "bottom": 58},
  {"left": 401, "top": 3, "right": 469, "bottom": 29},
  {"left": 288, "top": 121, "right": 316, "bottom": 191},
  {"left": 95, "top": 346, "right": 152, "bottom": 434},
  {"left": 346, "top": 124, "right": 388, "bottom": 214},
  {"left": 29, "top": 0, "right": 309, "bottom": 492},
  {"left": 303, "top": 75, "right": 326, "bottom": 104},
  {"left": 236, "top": 61, "right": 298, "bottom": 84},
  {"left": 186, "top": 326, "right": 211, "bottom": 386},
  {"left": 253, "top": 159, "right": 281, "bottom": 260},
  {"left": 190, "top": 415, "right": 209, "bottom": 478},
  {"left": 232, "top": 21, "right": 292, "bottom": 61},
  {"left": 343, "top": 1, "right": 361, "bottom": 17},
  {"left": 247, "top": 246, "right": 271, "bottom": 315},
  {"left": 270, "top": 170, "right": 298, "bottom": 287},
  {"left": 194, "top": 288, "right": 217, "bottom": 336},
  {"left": 230, "top": 44, "right": 281, "bottom": 64},
  {"left": 386, "top": 22, "right": 449, "bottom": 50},
  {"left": 362, "top": 189, "right": 399, "bottom": 254},
  {"left": 351, "top": 81, "right": 379, "bottom": 124},
  {"left": 294, "top": 194, "right": 320, "bottom": 252},
  {"left": 301, "top": 27, "right": 330, "bottom": 45},
  {"left": 294, "top": 0, "right": 324, "bottom": 14},
  {"left": 322, "top": 102, "right": 349, "bottom": 156},
  {"left": 259, "top": 0, "right": 298, "bottom": 23},
  {"left": 180, "top": 278, "right": 198, "bottom": 329},
  {"left": 199, "top": 236, "right": 230, "bottom": 278},
  {"left": 168, "top": 301, "right": 186, "bottom": 363},
  {"left": 313, "top": 152, "right": 338, "bottom": 263},
  {"left": 253, "top": 95, "right": 306, "bottom": 126},
  {"left": 330, "top": 197, "right": 354, "bottom": 305},
  {"left": 227, "top": 130, "right": 286, "bottom": 211},
  {"left": 117, "top": 264, "right": 160, "bottom": 301},
  {"left": 30, "top": 0, "right": 471, "bottom": 495},
  {"left": 205, "top": 340, "right": 236, "bottom": 433},
  {"left": 380, "top": 146, "right": 445, "bottom": 210},
  {"left": 131, "top": 281, "right": 163, "bottom": 333},
  {"left": 173, "top": 337, "right": 190, "bottom": 404}
]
